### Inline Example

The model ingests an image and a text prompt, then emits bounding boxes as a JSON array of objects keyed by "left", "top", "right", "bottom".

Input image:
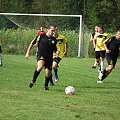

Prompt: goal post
[{"left": 0, "top": 13, "right": 82, "bottom": 57}]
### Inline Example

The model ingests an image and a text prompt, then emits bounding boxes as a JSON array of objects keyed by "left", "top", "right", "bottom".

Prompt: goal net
[{"left": 0, "top": 13, "right": 91, "bottom": 57}]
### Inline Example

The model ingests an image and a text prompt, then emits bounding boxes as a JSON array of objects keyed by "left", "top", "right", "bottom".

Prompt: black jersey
[
  {"left": 106, "top": 36, "right": 120, "bottom": 57},
  {"left": 32, "top": 34, "right": 57, "bottom": 58}
]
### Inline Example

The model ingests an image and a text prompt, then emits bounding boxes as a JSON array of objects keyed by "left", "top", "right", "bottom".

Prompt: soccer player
[
  {"left": 25, "top": 24, "right": 58, "bottom": 90},
  {"left": 93, "top": 25, "right": 108, "bottom": 73},
  {"left": 49, "top": 26, "right": 68, "bottom": 85},
  {"left": 97, "top": 29, "right": 120, "bottom": 83},
  {"left": 37, "top": 26, "right": 46, "bottom": 36},
  {"left": 0, "top": 44, "right": 2, "bottom": 66},
  {"left": 90, "top": 26, "right": 99, "bottom": 68}
]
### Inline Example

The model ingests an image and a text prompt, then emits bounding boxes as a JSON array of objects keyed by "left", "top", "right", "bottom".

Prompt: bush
[{"left": 0, "top": 28, "right": 95, "bottom": 57}]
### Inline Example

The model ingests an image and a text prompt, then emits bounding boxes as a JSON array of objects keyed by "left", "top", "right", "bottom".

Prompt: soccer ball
[{"left": 65, "top": 86, "right": 75, "bottom": 95}]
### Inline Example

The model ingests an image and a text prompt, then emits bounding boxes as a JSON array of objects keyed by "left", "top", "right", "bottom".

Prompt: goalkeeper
[{"left": 49, "top": 26, "right": 68, "bottom": 85}]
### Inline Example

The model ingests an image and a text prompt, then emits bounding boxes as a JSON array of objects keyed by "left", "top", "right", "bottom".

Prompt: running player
[
  {"left": 97, "top": 29, "right": 120, "bottom": 83},
  {"left": 93, "top": 25, "right": 108, "bottom": 73},
  {"left": 25, "top": 24, "right": 58, "bottom": 90}
]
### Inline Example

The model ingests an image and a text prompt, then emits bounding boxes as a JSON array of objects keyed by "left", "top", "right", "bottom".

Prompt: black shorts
[
  {"left": 106, "top": 53, "right": 117, "bottom": 67},
  {"left": 53, "top": 57, "right": 61, "bottom": 64},
  {"left": 37, "top": 54, "right": 53, "bottom": 70},
  {"left": 95, "top": 51, "right": 105, "bottom": 59}
]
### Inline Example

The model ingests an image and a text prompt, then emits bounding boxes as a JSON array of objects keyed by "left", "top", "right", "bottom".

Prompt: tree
[{"left": 96, "top": 0, "right": 118, "bottom": 31}]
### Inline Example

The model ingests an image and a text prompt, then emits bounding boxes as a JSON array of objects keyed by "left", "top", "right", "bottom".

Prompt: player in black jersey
[
  {"left": 97, "top": 29, "right": 120, "bottom": 83},
  {"left": 25, "top": 24, "right": 58, "bottom": 90}
]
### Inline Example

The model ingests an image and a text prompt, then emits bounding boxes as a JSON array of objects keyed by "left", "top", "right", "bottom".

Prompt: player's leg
[
  {"left": 92, "top": 59, "right": 98, "bottom": 68},
  {"left": 100, "top": 51, "right": 105, "bottom": 72},
  {"left": 97, "top": 55, "right": 117, "bottom": 83},
  {"left": 49, "top": 73, "right": 54, "bottom": 86},
  {"left": 92, "top": 48, "right": 97, "bottom": 68},
  {"left": 98, "top": 51, "right": 106, "bottom": 82},
  {"left": 53, "top": 61, "right": 59, "bottom": 82},
  {"left": 102, "top": 56, "right": 117, "bottom": 80},
  {"left": 44, "top": 58, "right": 53, "bottom": 90},
  {"left": 29, "top": 59, "right": 44, "bottom": 88},
  {"left": 52, "top": 57, "right": 61, "bottom": 82},
  {"left": 101, "top": 64, "right": 113, "bottom": 80},
  {"left": 44, "top": 68, "right": 52, "bottom": 90},
  {"left": 95, "top": 51, "right": 100, "bottom": 71}
]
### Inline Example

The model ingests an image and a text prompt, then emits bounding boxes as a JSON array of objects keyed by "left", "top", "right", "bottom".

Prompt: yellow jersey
[
  {"left": 94, "top": 33, "right": 108, "bottom": 51},
  {"left": 53, "top": 34, "right": 67, "bottom": 59}
]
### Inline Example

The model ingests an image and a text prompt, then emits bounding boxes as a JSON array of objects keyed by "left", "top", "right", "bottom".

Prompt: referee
[
  {"left": 97, "top": 29, "right": 120, "bottom": 83},
  {"left": 25, "top": 24, "right": 58, "bottom": 90}
]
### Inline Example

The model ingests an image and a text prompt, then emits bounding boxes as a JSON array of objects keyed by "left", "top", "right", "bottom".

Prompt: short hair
[
  {"left": 48, "top": 24, "right": 57, "bottom": 29},
  {"left": 116, "top": 28, "right": 120, "bottom": 33},
  {"left": 97, "top": 25, "right": 104, "bottom": 31}
]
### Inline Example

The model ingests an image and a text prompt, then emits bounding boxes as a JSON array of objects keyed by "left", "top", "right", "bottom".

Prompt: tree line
[{"left": 0, "top": 0, "right": 120, "bottom": 32}]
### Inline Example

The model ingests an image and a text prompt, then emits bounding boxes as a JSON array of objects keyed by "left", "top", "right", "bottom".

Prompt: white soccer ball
[{"left": 65, "top": 86, "right": 75, "bottom": 95}]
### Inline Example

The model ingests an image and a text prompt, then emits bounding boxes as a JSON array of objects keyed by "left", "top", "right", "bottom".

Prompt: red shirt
[{"left": 37, "top": 31, "right": 46, "bottom": 36}]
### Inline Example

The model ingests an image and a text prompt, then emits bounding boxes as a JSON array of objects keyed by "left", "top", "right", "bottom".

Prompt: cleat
[
  {"left": 50, "top": 83, "right": 54, "bottom": 86},
  {"left": 45, "top": 86, "right": 49, "bottom": 90},
  {"left": 55, "top": 78, "right": 59, "bottom": 82},
  {"left": 97, "top": 80, "right": 103, "bottom": 83},
  {"left": 92, "top": 66, "right": 96, "bottom": 68},
  {"left": 98, "top": 71, "right": 103, "bottom": 80},
  {"left": 29, "top": 81, "right": 34, "bottom": 88}
]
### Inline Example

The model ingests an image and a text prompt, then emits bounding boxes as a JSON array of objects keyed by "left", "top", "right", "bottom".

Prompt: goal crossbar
[{"left": 0, "top": 13, "right": 82, "bottom": 57}]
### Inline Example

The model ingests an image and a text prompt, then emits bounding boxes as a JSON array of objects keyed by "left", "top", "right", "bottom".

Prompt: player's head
[
  {"left": 116, "top": 29, "right": 120, "bottom": 40},
  {"left": 40, "top": 26, "right": 44, "bottom": 31},
  {"left": 47, "top": 24, "right": 57, "bottom": 37},
  {"left": 97, "top": 25, "right": 104, "bottom": 33},
  {"left": 53, "top": 25, "right": 58, "bottom": 38},
  {"left": 94, "top": 26, "right": 98, "bottom": 32}
]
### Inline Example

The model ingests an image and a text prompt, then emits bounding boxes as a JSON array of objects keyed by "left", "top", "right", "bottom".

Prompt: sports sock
[
  {"left": 100, "top": 61, "right": 104, "bottom": 72},
  {"left": 101, "top": 69, "right": 110, "bottom": 81},
  {"left": 54, "top": 68, "right": 58, "bottom": 80},
  {"left": 49, "top": 74, "right": 54, "bottom": 85},
  {"left": 44, "top": 76, "right": 50, "bottom": 87},
  {"left": 98, "top": 62, "right": 101, "bottom": 71},
  {"left": 32, "top": 69, "right": 40, "bottom": 83},
  {"left": 94, "top": 60, "right": 97, "bottom": 67}
]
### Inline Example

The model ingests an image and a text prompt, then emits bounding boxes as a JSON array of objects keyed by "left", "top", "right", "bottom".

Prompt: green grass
[{"left": 0, "top": 55, "right": 120, "bottom": 120}]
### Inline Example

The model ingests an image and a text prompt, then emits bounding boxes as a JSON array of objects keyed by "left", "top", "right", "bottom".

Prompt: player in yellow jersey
[
  {"left": 93, "top": 25, "right": 108, "bottom": 76},
  {"left": 49, "top": 26, "right": 68, "bottom": 85}
]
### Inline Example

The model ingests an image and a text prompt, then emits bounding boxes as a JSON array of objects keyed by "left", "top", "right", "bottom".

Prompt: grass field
[{"left": 0, "top": 54, "right": 120, "bottom": 120}]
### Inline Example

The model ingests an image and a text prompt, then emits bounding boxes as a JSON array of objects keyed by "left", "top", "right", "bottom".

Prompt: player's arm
[
  {"left": 103, "top": 38, "right": 111, "bottom": 53},
  {"left": 64, "top": 42, "right": 68, "bottom": 56},
  {"left": 25, "top": 36, "right": 38, "bottom": 60},
  {"left": 93, "top": 38, "right": 96, "bottom": 49},
  {"left": 90, "top": 34, "right": 94, "bottom": 42},
  {"left": 54, "top": 39, "right": 59, "bottom": 57}
]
